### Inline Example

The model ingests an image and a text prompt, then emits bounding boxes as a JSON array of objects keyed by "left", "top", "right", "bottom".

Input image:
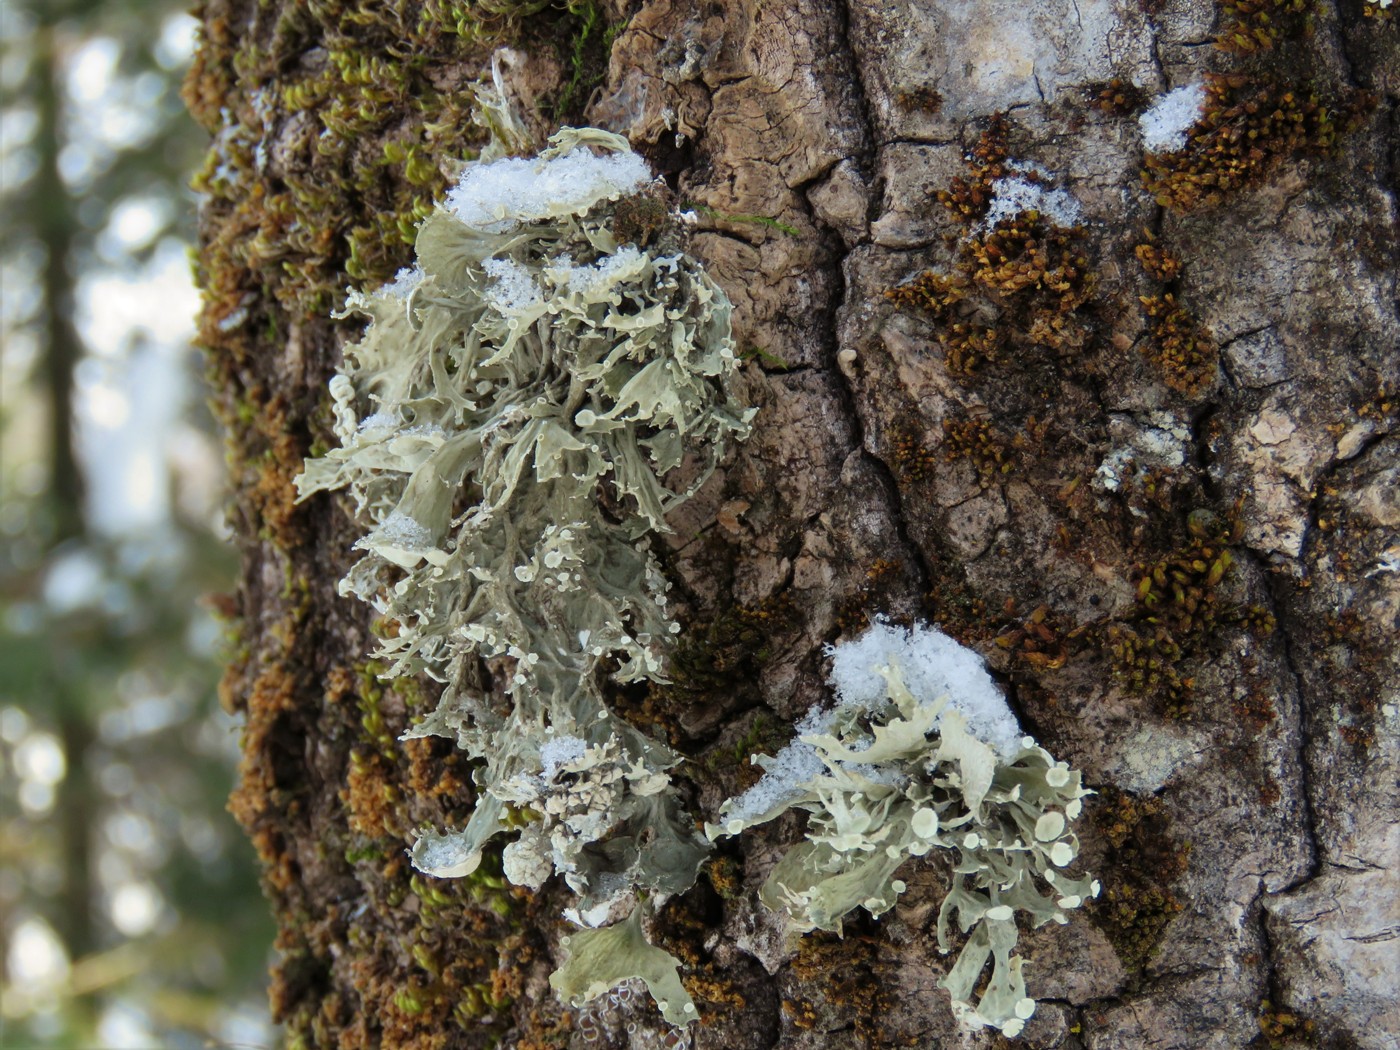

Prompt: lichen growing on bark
[{"left": 297, "top": 126, "right": 752, "bottom": 1024}]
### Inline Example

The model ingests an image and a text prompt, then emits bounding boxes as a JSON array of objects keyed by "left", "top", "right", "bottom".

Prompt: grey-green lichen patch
[
  {"left": 549, "top": 905, "right": 698, "bottom": 1028},
  {"left": 709, "top": 621, "right": 1098, "bottom": 1037},
  {"left": 297, "top": 127, "right": 751, "bottom": 1019}
]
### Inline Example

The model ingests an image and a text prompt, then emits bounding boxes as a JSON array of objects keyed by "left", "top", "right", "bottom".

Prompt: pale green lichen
[
  {"left": 297, "top": 127, "right": 751, "bottom": 1021},
  {"left": 709, "top": 621, "right": 1098, "bottom": 1037},
  {"left": 549, "top": 904, "right": 697, "bottom": 1027}
]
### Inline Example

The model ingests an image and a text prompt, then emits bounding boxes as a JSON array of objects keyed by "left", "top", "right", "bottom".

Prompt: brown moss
[
  {"left": 651, "top": 590, "right": 799, "bottom": 727},
  {"left": 613, "top": 192, "right": 672, "bottom": 247},
  {"left": 888, "top": 205, "right": 1095, "bottom": 377},
  {"left": 787, "top": 934, "right": 914, "bottom": 1048},
  {"left": 653, "top": 892, "right": 749, "bottom": 1025},
  {"left": 1139, "top": 293, "right": 1219, "bottom": 396},
  {"left": 1134, "top": 232, "right": 1182, "bottom": 282},
  {"left": 1254, "top": 1000, "right": 1319, "bottom": 1048},
  {"left": 1086, "top": 78, "right": 1147, "bottom": 116},
  {"left": 1090, "top": 790, "right": 1191, "bottom": 974},
  {"left": 935, "top": 115, "right": 1014, "bottom": 225},
  {"left": 342, "top": 749, "right": 401, "bottom": 837},
  {"left": 1142, "top": 73, "right": 1375, "bottom": 213},
  {"left": 835, "top": 557, "right": 909, "bottom": 635},
  {"left": 706, "top": 856, "right": 744, "bottom": 901},
  {"left": 1233, "top": 690, "right": 1280, "bottom": 731},
  {"left": 1215, "top": 0, "right": 1316, "bottom": 54},
  {"left": 885, "top": 423, "right": 941, "bottom": 484},
  {"left": 896, "top": 85, "right": 944, "bottom": 113},
  {"left": 994, "top": 603, "right": 1085, "bottom": 671},
  {"left": 941, "top": 415, "right": 1020, "bottom": 485}
]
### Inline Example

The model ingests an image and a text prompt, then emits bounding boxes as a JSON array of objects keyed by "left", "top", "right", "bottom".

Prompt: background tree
[
  {"left": 187, "top": 0, "right": 1399, "bottom": 1047},
  {"left": 0, "top": 1, "right": 271, "bottom": 1045}
]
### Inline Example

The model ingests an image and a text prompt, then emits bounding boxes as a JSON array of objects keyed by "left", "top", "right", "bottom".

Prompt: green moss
[{"left": 552, "top": 0, "right": 628, "bottom": 121}]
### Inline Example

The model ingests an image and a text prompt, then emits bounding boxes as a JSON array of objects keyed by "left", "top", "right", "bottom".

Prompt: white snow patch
[
  {"left": 1140, "top": 82, "right": 1208, "bottom": 154},
  {"left": 358, "top": 412, "right": 399, "bottom": 434},
  {"left": 446, "top": 148, "right": 652, "bottom": 232},
  {"left": 721, "top": 737, "right": 828, "bottom": 825},
  {"left": 481, "top": 257, "right": 544, "bottom": 314},
  {"left": 827, "top": 621, "right": 1024, "bottom": 759},
  {"left": 540, "top": 735, "right": 589, "bottom": 779},
  {"left": 377, "top": 511, "right": 433, "bottom": 550},
  {"left": 381, "top": 265, "right": 424, "bottom": 300},
  {"left": 982, "top": 175, "right": 1083, "bottom": 229},
  {"left": 547, "top": 246, "right": 648, "bottom": 297}
]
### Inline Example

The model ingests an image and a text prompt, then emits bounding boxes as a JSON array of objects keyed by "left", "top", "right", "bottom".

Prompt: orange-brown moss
[
  {"left": 935, "top": 115, "right": 1014, "bottom": 225},
  {"left": 787, "top": 934, "right": 914, "bottom": 1047},
  {"left": 885, "top": 423, "right": 941, "bottom": 483},
  {"left": 1142, "top": 73, "right": 1375, "bottom": 212},
  {"left": 652, "top": 893, "right": 749, "bottom": 1025},
  {"left": 994, "top": 603, "right": 1085, "bottom": 671},
  {"left": 1090, "top": 790, "right": 1191, "bottom": 973},
  {"left": 896, "top": 85, "right": 944, "bottom": 113},
  {"left": 941, "top": 415, "right": 1020, "bottom": 485},
  {"left": 1086, "top": 78, "right": 1148, "bottom": 116},
  {"left": 835, "top": 557, "right": 909, "bottom": 635},
  {"left": 1139, "top": 294, "right": 1219, "bottom": 396},
  {"left": 1134, "top": 232, "right": 1182, "bottom": 283},
  {"left": 1215, "top": 0, "right": 1315, "bottom": 54},
  {"left": 612, "top": 192, "right": 672, "bottom": 247},
  {"left": 1103, "top": 505, "right": 1273, "bottom": 716},
  {"left": 888, "top": 200, "right": 1095, "bottom": 376},
  {"left": 1253, "top": 1000, "right": 1318, "bottom": 1048}
]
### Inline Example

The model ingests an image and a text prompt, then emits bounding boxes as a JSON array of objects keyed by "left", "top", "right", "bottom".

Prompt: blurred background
[{"left": 1, "top": 1, "right": 273, "bottom": 1047}]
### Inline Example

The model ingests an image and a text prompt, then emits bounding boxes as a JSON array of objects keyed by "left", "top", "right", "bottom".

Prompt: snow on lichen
[
  {"left": 710, "top": 620, "right": 1097, "bottom": 1038},
  {"left": 297, "top": 127, "right": 752, "bottom": 1027},
  {"left": 444, "top": 142, "right": 652, "bottom": 232},
  {"left": 1140, "top": 82, "right": 1208, "bottom": 153}
]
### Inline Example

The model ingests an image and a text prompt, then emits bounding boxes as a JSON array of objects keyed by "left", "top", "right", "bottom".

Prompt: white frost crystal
[
  {"left": 297, "top": 127, "right": 751, "bottom": 1026},
  {"left": 710, "top": 620, "right": 1097, "bottom": 1037}
]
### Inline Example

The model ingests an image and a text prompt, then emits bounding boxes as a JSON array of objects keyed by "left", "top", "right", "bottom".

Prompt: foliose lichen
[
  {"left": 708, "top": 620, "right": 1098, "bottom": 1038},
  {"left": 296, "top": 126, "right": 752, "bottom": 1026}
]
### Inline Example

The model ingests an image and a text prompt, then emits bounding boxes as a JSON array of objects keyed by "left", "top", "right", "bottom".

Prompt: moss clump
[
  {"left": 1142, "top": 73, "right": 1375, "bottom": 212},
  {"left": 655, "top": 590, "right": 799, "bottom": 719},
  {"left": 1215, "top": 0, "right": 1316, "bottom": 54},
  {"left": 613, "top": 192, "right": 673, "bottom": 247},
  {"left": 883, "top": 423, "right": 941, "bottom": 483},
  {"left": 1090, "top": 790, "right": 1191, "bottom": 975},
  {"left": 896, "top": 85, "right": 944, "bottom": 113},
  {"left": 887, "top": 213, "right": 1094, "bottom": 371},
  {"left": 1104, "top": 505, "right": 1274, "bottom": 716},
  {"left": 1133, "top": 232, "right": 1182, "bottom": 283},
  {"left": 835, "top": 558, "right": 908, "bottom": 635},
  {"left": 934, "top": 115, "right": 1014, "bottom": 223},
  {"left": 788, "top": 935, "right": 909, "bottom": 1048},
  {"left": 1086, "top": 78, "right": 1147, "bottom": 116},
  {"left": 1254, "top": 1000, "right": 1319, "bottom": 1048},
  {"left": 1139, "top": 294, "right": 1219, "bottom": 396},
  {"left": 994, "top": 603, "right": 1084, "bottom": 672},
  {"left": 941, "top": 415, "right": 1020, "bottom": 485},
  {"left": 889, "top": 121, "right": 1096, "bottom": 379}
]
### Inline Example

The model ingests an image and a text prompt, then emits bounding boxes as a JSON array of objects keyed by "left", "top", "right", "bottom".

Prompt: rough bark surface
[{"left": 189, "top": 0, "right": 1399, "bottom": 1047}]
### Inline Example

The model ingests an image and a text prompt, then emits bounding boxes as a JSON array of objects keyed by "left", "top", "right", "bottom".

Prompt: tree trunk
[{"left": 187, "top": 0, "right": 1399, "bottom": 1047}]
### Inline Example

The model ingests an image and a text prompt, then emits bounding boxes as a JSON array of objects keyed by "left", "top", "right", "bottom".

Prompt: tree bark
[{"left": 189, "top": 0, "right": 1399, "bottom": 1048}]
